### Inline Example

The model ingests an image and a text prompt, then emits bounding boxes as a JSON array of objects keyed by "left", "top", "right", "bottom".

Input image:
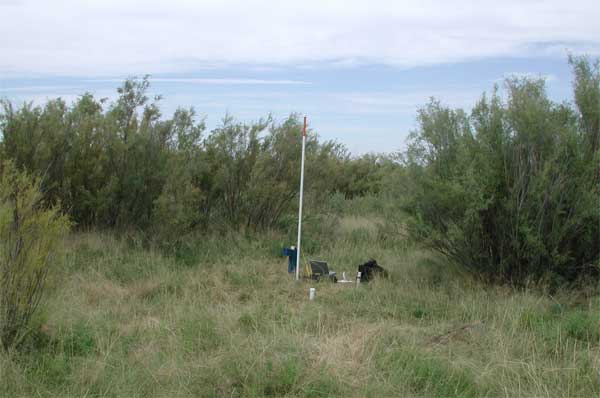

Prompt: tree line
[{"left": 0, "top": 78, "right": 393, "bottom": 242}]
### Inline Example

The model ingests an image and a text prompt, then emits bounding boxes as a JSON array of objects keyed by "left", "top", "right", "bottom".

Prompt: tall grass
[{"left": 1, "top": 208, "right": 598, "bottom": 397}]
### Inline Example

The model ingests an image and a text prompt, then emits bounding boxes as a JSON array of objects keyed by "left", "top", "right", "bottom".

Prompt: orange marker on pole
[{"left": 302, "top": 115, "right": 307, "bottom": 136}]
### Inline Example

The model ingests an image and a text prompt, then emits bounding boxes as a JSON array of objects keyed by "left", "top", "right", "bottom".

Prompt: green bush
[
  {"left": 62, "top": 322, "right": 96, "bottom": 357},
  {"left": 0, "top": 162, "right": 70, "bottom": 351},
  {"left": 0, "top": 81, "right": 383, "bottom": 237},
  {"left": 403, "top": 56, "right": 599, "bottom": 284}
]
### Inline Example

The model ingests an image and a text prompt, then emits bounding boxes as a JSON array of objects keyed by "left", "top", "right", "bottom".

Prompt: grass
[{"left": 1, "top": 209, "right": 599, "bottom": 397}]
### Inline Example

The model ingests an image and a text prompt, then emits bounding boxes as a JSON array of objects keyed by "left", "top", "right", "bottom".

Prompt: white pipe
[
  {"left": 295, "top": 116, "right": 307, "bottom": 281},
  {"left": 309, "top": 287, "right": 315, "bottom": 300}
]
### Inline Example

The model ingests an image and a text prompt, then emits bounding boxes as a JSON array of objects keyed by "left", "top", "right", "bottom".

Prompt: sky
[{"left": 1, "top": 0, "right": 599, "bottom": 154}]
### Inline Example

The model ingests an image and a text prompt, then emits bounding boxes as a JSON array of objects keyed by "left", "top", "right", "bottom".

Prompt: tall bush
[
  {"left": 404, "top": 57, "right": 599, "bottom": 284},
  {"left": 0, "top": 162, "right": 70, "bottom": 350},
  {"left": 1, "top": 80, "right": 373, "bottom": 235}
]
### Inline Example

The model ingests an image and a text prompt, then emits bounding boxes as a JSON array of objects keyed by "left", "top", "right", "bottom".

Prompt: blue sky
[{"left": 1, "top": 0, "right": 598, "bottom": 154}]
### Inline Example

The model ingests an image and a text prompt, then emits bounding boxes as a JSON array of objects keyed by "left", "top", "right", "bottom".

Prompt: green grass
[{"left": 1, "top": 213, "right": 599, "bottom": 397}]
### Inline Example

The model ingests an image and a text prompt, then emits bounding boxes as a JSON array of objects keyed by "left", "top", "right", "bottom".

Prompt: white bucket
[{"left": 309, "top": 287, "right": 316, "bottom": 300}]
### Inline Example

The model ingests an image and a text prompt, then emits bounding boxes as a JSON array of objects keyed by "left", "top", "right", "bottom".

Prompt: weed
[{"left": 564, "top": 311, "right": 600, "bottom": 342}]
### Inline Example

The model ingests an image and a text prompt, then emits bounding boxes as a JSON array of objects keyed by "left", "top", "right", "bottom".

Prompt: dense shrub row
[
  {"left": 403, "top": 56, "right": 599, "bottom": 284},
  {"left": 0, "top": 78, "right": 394, "bottom": 241}
]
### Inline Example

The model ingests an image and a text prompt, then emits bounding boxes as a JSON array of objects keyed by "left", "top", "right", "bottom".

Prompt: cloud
[
  {"left": 0, "top": 0, "right": 598, "bottom": 76},
  {"left": 86, "top": 78, "right": 310, "bottom": 85},
  {"left": 0, "top": 93, "right": 83, "bottom": 105},
  {"left": 329, "top": 89, "right": 485, "bottom": 114},
  {"left": 0, "top": 85, "right": 82, "bottom": 92}
]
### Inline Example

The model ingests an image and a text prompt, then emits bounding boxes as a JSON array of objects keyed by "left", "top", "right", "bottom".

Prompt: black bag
[{"left": 358, "top": 259, "right": 388, "bottom": 282}]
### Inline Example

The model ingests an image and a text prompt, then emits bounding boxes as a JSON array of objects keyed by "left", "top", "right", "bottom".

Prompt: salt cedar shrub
[
  {"left": 403, "top": 56, "right": 599, "bottom": 285},
  {"left": 0, "top": 77, "right": 394, "bottom": 242}
]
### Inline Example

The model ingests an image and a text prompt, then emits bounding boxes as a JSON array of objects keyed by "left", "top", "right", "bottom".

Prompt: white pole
[{"left": 295, "top": 116, "right": 307, "bottom": 281}]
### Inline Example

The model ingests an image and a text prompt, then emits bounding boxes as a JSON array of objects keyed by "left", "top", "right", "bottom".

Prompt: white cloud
[
  {"left": 86, "top": 78, "right": 310, "bottom": 85},
  {"left": 0, "top": 85, "right": 82, "bottom": 92},
  {"left": 0, "top": 93, "right": 83, "bottom": 105},
  {"left": 329, "top": 89, "right": 484, "bottom": 114},
  {"left": 0, "top": 0, "right": 598, "bottom": 76}
]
